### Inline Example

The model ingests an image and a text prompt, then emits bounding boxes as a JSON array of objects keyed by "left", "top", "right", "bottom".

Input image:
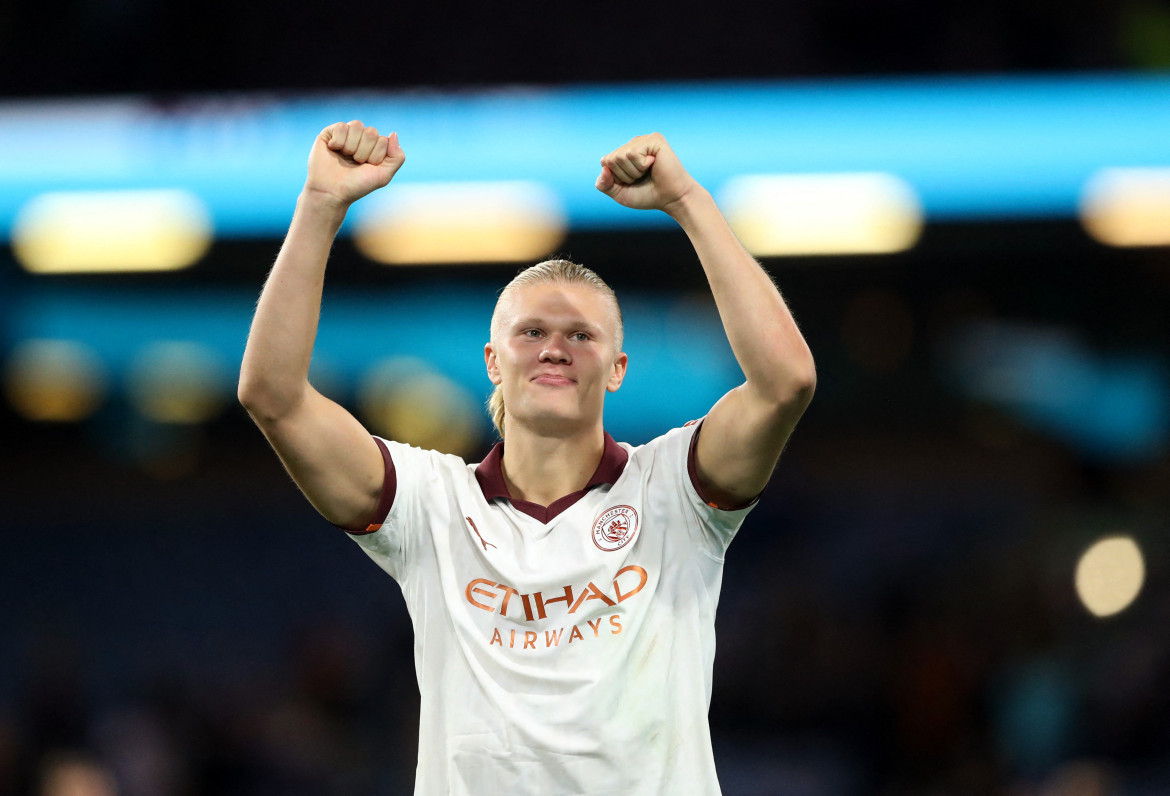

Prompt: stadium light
[
  {"left": 357, "top": 357, "right": 483, "bottom": 456},
  {"left": 13, "top": 189, "right": 212, "bottom": 274},
  {"left": 718, "top": 173, "right": 923, "bottom": 256},
  {"left": 1075, "top": 535, "right": 1145, "bottom": 618},
  {"left": 352, "top": 181, "right": 566, "bottom": 265},
  {"left": 3, "top": 339, "right": 107, "bottom": 422},
  {"left": 1080, "top": 167, "right": 1170, "bottom": 247},
  {"left": 127, "top": 341, "right": 227, "bottom": 424}
]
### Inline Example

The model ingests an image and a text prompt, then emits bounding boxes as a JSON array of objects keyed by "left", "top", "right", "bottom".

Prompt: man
[{"left": 239, "top": 120, "right": 816, "bottom": 794}]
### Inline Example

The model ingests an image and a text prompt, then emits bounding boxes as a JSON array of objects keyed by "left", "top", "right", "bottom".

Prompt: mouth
[{"left": 532, "top": 374, "right": 576, "bottom": 386}]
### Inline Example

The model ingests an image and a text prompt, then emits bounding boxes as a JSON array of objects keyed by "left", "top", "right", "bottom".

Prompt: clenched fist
[
  {"left": 304, "top": 120, "right": 406, "bottom": 207},
  {"left": 595, "top": 133, "right": 697, "bottom": 215}
]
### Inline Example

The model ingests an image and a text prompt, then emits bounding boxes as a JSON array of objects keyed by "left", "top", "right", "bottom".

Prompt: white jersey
[{"left": 348, "top": 420, "right": 754, "bottom": 795}]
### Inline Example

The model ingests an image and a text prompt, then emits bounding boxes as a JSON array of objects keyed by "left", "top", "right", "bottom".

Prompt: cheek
[
  {"left": 584, "top": 353, "right": 613, "bottom": 381},
  {"left": 499, "top": 347, "right": 529, "bottom": 378}
]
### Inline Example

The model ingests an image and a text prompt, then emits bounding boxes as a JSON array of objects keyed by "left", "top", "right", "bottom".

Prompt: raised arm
[
  {"left": 238, "top": 121, "right": 405, "bottom": 529},
  {"left": 596, "top": 133, "right": 815, "bottom": 508}
]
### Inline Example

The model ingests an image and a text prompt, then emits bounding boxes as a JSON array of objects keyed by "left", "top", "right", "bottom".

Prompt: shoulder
[
  {"left": 626, "top": 419, "right": 701, "bottom": 462},
  {"left": 617, "top": 421, "right": 704, "bottom": 489},
  {"left": 378, "top": 437, "right": 475, "bottom": 488}
]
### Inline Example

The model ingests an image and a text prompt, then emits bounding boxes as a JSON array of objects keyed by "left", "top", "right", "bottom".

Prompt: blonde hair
[{"left": 488, "top": 259, "right": 623, "bottom": 439}]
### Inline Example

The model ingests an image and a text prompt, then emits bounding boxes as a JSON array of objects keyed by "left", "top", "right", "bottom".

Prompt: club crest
[{"left": 592, "top": 505, "right": 639, "bottom": 552}]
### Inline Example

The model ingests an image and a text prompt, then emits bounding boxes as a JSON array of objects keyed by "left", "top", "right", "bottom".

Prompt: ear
[
  {"left": 606, "top": 352, "right": 628, "bottom": 393},
  {"left": 485, "top": 342, "right": 502, "bottom": 385}
]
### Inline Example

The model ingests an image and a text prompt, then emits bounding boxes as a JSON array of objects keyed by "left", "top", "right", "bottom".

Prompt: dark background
[
  {"left": 4, "top": 2, "right": 1170, "bottom": 794},
  {"left": 2, "top": 0, "right": 1166, "bottom": 98}
]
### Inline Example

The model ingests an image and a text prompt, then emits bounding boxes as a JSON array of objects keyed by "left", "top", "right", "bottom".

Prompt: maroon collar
[{"left": 473, "top": 432, "right": 629, "bottom": 523}]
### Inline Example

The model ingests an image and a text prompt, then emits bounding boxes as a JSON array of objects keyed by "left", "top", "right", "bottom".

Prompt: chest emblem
[{"left": 592, "top": 505, "right": 639, "bottom": 552}]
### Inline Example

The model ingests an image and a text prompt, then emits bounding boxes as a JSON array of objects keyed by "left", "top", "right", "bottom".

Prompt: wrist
[
  {"left": 297, "top": 186, "right": 351, "bottom": 227},
  {"left": 663, "top": 184, "right": 714, "bottom": 227}
]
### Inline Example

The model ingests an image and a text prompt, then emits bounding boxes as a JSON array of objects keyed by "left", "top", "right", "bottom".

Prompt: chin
[{"left": 513, "top": 405, "right": 593, "bottom": 438}]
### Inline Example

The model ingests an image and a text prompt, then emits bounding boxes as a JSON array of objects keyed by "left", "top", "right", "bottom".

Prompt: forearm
[
  {"left": 668, "top": 187, "right": 816, "bottom": 403},
  {"left": 238, "top": 189, "right": 349, "bottom": 420}
]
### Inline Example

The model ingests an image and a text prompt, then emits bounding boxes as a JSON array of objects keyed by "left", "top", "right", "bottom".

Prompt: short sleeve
[
  {"left": 341, "top": 437, "right": 397, "bottom": 535},
  {"left": 637, "top": 420, "right": 757, "bottom": 559},
  {"left": 344, "top": 437, "right": 447, "bottom": 583}
]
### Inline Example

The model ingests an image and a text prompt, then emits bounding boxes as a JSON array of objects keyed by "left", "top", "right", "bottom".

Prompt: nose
[{"left": 539, "top": 335, "right": 572, "bottom": 364}]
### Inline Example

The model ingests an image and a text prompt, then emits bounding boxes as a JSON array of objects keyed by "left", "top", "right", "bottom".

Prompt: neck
[{"left": 500, "top": 420, "right": 605, "bottom": 508}]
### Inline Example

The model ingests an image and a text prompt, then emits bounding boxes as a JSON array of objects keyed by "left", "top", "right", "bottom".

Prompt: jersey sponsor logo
[
  {"left": 465, "top": 516, "right": 496, "bottom": 550},
  {"left": 488, "top": 615, "right": 624, "bottom": 650},
  {"left": 592, "top": 505, "right": 638, "bottom": 552},
  {"left": 464, "top": 567, "right": 648, "bottom": 652},
  {"left": 464, "top": 565, "right": 648, "bottom": 621}
]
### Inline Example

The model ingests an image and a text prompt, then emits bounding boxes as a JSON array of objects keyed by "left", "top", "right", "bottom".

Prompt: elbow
[
  {"left": 768, "top": 357, "right": 816, "bottom": 413},
  {"left": 783, "top": 366, "right": 816, "bottom": 411},
  {"left": 237, "top": 370, "right": 294, "bottom": 425},
  {"left": 745, "top": 367, "right": 816, "bottom": 419},
  {"left": 797, "top": 356, "right": 817, "bottom": 396},
  {"left": 236, "top": 377, "right": 267, "bottom": 423},
  {"left": 236, "top": 368, "right": 262, "bottom": 412}
]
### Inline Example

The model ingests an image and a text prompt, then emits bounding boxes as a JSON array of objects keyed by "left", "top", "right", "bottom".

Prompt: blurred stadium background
[{"left": 3, "top": 2, "right": 1170, "bottom": 794}]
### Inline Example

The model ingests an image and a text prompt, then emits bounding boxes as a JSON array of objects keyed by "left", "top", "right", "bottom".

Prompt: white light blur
[
  {"left": 353, "top": 181, "right": 566, "bottom": 264},
  {"left": 1080, "top": 167, "right": 1170, "bottom": 247},
  {"left": 13, "top": 189, "right": 212, "bottom": 273},
  {"left": 718, "top": 172, "right": 923, "bottom": 256},
  {"left": 1075, "top": 535, "right": 1145, "bottom": 618}
]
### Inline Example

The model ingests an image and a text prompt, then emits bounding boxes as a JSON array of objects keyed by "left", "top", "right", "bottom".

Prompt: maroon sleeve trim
[
  {"left": 686, "top": 419, "right": 760, "bottom": 512},
  {"left": 344, "top": 437, "right": 398, "bottom": 535}
]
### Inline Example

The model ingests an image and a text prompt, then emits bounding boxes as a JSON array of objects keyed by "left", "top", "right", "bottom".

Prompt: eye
[
  {"left": 523, "top": 329, "right": 543, "bottom": 339},
  {"left": 571, "top": 332, "right": 590, "bottom": 342}
]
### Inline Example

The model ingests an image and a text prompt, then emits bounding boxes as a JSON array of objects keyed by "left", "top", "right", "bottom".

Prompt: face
[{"left": 485, "top": 282, "right": 627, "bottom": 437}]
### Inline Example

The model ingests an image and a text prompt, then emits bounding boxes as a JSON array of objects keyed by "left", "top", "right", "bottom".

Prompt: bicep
[
  {"left": 249, "top": 386, "right": 385, "bottom": 530},
  {"left": 694, "top": 383, "right": 811, "bottom": 508}
]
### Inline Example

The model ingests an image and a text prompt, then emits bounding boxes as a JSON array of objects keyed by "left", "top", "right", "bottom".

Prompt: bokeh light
[
  {"left": 353, "top": 181, "right": 566, "bottom": 265},
  {"left": 126, "top": 341, "right": 228, "bottom": 424},
  {"left": 3, "top": 339, "right": 107, "bottom": 422},
  {"left": 1080, "top": 168, "right": 1170, "bottom": 247},
  {"left": 719, "top": 173, "right": 922, "bottom": 256},
  {"left": 12, "top": 189, "right": 212, "bottom": 274},
  {"left": 357, "top": 357, "right": 483, "bottom": 457},
  {"left": 1075, "top": 535, "right": 1145, "bottom": 618}
]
